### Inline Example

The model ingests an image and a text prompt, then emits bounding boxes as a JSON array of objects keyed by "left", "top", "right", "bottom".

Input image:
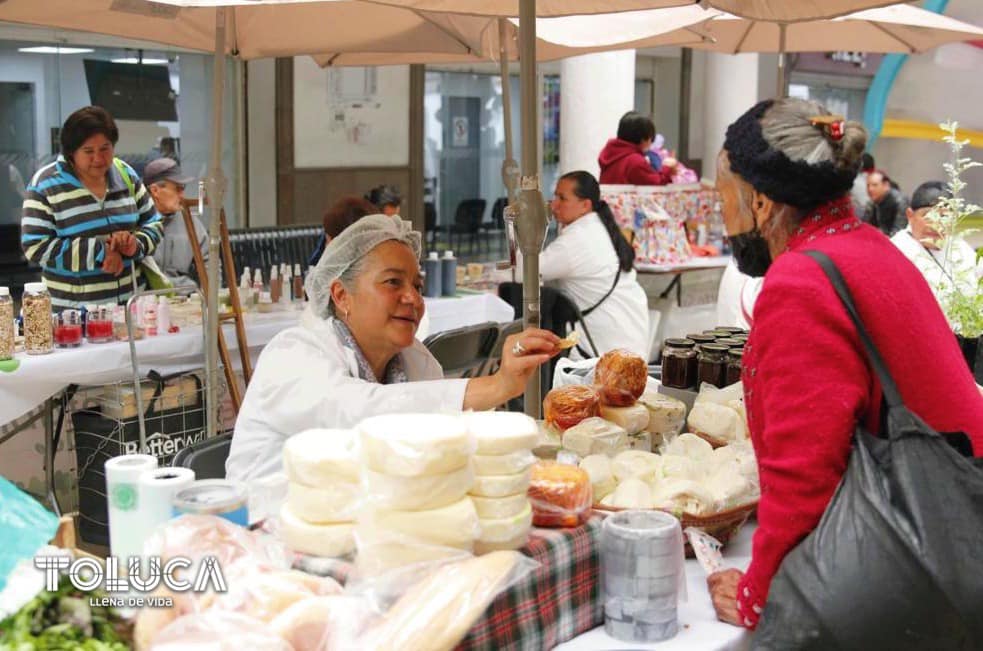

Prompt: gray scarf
[{"left": 332, "top": 319, "right": 408, "bottom": 385}]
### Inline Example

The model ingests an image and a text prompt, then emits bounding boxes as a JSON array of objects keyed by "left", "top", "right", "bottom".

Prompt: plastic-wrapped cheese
[
  {"left": 705, "top": 470, "right": 757, "bottom": 511},
  {"left": 579, "top": 454, "right": 617, "bottom": 501},
  {"left": 470, "top": 493, "right": 529, "bottom": 519},
  {"left": 356, "top": 497, "right": 479, "bottom": 549},
  {"left": 280, "top": 505, "right": 355, "bottom": 557},
  {"left": 651, "top": 479, "right": 715, "bottom": 515},
  {"left": 473, "top": 450, "right": 537, "bottom": 476},
  {"left": 599, "top": 403, "right": 649, "bottom": 435},
  {"left": 465, "top": 411, "right": 539, "bottom": 454},
  {"left": 360, "top": 413, "right": 473, "bottom": 477},
  {"left": 365, "top": 464, "right": 474, "bottom": 510},
  {"left": 355, "top": 543, "right": 472, "bottom": 577},
  {"left": 283, "top": 428, "right": 360, "bottom": 484},
  {"left": 271, "top": 596, "right": 374, "bottom": 651},
  {"left": 665, "top": 432, "right": 715, "bottom": 463},
  {"left": 637, "top": 389, "right": 686, "bottom": 436},
  {"left": 528, "top": 461, "right": 592, "bottom": 527},
  {"left": 286, "top": 480, "right": 360, "bottom": 523},
  {"left": 626, "top": 430, "right": 653, "bottom": 452},
  {"left": 561, "top": 417, "right": 628, "bottom": 457},
  {"left": 659, "top": 454, "right": 700, "bottom": 481},
  {"left": 477, "top": 503, "right": 533, "bottom": 544},
  {"left": 470, "top": 467, "right": 532, "bottom": 498},
  {"left": 687, "top": 402, "right": 744, "bottom": 444},
  {"left": 609, "top": 477, "right": 653, "bottom": 509},
  {"left": 612, "top": 450, "right": 663, "bottom": 482},
  {"left": 726, "top": 399, "right": 748, "bottom": 440}
]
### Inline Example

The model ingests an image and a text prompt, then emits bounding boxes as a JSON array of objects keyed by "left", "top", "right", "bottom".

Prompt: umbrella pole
[
  {"left": 517, "top": 0, "right": 549, "bottom": 418},
  {"left": 204, "top": 7, "right": 228, "bottom": 440},
  {"left": 777, "top": 22, "right": 787, "bottom": 97},
  {"left": 498, "top": 18, "right": 515, "bottom": 177}
]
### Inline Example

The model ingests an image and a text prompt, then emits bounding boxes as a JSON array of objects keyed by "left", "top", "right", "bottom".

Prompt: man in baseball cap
[{"left": 144, "top": 157, "right": 207, "bottom": 286}]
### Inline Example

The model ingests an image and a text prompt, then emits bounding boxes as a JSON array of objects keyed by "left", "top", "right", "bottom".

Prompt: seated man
[
  {"left": 863, "top": 169, "right": 907, "bottom": 236},
  {"left": 891, "top": 180, "right": 982, "bottom": 315},
  {"left": 145, "top": 157, "right": 206, "bottom": 286}
]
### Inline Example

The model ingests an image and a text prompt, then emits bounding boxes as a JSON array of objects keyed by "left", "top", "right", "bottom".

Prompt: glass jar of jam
[
  {"left": 726, "top": 348, "right": 745, "bottom": 386},
  {"left": 85, "top": 305, "right": 114, "bottom": 343},
  {"left": 661, "top": 338, "right": 697, "bottom": 389},
  {"left": 732, "top": 334, "right": 748, "bottom": 345},
  {"left": 697, "top": 343, "right": 730, "bottom": 388},
  {"left": 54, "top": 310, "right": 84, "bottom": 348},
  {"left": 715, "top": 337, "right": 744, "bottom": 349}
]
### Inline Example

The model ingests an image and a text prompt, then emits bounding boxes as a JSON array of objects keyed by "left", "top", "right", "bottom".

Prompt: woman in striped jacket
[{"left": 20, "top": 106, "right": 163, "bottom": 308}]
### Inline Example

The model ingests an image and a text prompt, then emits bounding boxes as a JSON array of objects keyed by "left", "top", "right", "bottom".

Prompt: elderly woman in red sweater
[{"left": 706, "top": 98, "right": 983, "bottom": 629}]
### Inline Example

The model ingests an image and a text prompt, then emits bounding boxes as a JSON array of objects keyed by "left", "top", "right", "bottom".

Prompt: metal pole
[
  {"left": 517, "top": 0, "right": 548, "bottom": 418},
  {"left": 777, "top": 23, "right": 787, "bottom": 97},
  {"left": 204, "top": 8, "right": 227, "bottom": 440},
  {"left": 498, "top": 18, "right": 514, "bottom": 174}
]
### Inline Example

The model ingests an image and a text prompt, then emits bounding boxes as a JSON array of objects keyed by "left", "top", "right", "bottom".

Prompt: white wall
[{"left": 247, "top": 59, "right": 277, "bottom": 228}]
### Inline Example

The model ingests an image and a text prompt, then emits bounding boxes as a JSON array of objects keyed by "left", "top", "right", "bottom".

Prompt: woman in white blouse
[{"left": 538, "top": 171, "right": 650, "bottom": 359}]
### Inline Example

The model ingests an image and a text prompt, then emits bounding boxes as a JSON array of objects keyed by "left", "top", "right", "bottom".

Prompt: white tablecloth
[
  {"left": 556, "top": 521, "right": 755, "bottom": 651},
  {"left": 0, "top": 293, "right": 515, "bottom": 426}
]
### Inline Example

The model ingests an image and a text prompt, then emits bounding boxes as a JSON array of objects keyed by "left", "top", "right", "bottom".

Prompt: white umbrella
[{"left": 692, "top": 4, "right": 983, "bottom": 90}]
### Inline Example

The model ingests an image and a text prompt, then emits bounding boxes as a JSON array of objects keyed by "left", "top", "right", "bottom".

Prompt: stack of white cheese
[
  {"left": 355, "top": 413, "right": 480, "bottom": 574},
  {"left": 464, "top": 412, "right": 539, "bottom": 554},
  {"left": 280, "top": 428, "right": 361, "bottom": 558}
]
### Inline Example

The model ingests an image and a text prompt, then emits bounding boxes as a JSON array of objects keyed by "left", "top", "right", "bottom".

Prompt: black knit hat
[{"left": 723, "top": 100, "right": 859, "bottom": 209}]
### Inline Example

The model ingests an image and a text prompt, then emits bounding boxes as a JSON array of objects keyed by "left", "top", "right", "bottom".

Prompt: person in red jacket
[
  {"left": 706, "top": 98, "right": 983, "bottom": 630},
  {"left": 598, "top": 111, "right": 677, "bottom": 185}
]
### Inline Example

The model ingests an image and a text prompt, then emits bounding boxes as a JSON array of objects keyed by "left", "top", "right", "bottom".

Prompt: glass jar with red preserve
[{"left": 54, "top": 310, "right": 84, "bottom": 348}]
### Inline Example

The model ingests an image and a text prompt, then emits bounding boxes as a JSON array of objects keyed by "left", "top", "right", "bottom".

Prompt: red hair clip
[{"left": 809, "top": 114, "right": 846, "bottom": 142}]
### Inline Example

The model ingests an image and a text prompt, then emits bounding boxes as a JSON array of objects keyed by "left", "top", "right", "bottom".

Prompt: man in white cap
[{"left": 144, "top": 157, "right": 207, "bottom": 286}]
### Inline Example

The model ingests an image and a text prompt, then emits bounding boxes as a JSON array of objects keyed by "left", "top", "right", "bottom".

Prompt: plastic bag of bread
[
  {"left": 528, "top": 461, "right": 593, "bottom": 527},
  {"left": 143, "top": 514, "right": 290, "bottom": 572},
  {"left": 270, "top": 595, "right": 377, "bottom": 651},
  {"left": 594, "top": 349, "right": 647, "bottom": 406},
  {"left": 150, "top": 611, "right": 293, "bottom": 651},
  {"left": 199, "top": 568, "right": 343, "bottom": 621},
  {"left": 358, "top": 551, "right": 537, "bottom": 651},
  {"left": 543, "top": 384, "right": 601, "bottom": 431},
  {"left": 561, "top": 417, "right": 628, "bottom": 458}
]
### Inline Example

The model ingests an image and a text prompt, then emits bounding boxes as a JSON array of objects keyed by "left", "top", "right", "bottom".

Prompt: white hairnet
[{"left": 306, "top": 213, "right": 422, "bottom": 318}]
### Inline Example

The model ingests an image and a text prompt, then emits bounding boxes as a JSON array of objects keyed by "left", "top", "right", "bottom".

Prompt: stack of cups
[{"left": 601, "top": 510, "right": 685, "bottom": 643}]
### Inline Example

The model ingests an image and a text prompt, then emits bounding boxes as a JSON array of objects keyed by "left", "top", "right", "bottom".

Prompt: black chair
[
  {"left": 448, "top": 199, "right": 486, "bottom": 255},
  {"left": 172, "top": 432, "right": 234, "bottom": 479},
  {"left": 484, "top": 197, "right": 508, "bottom": 255},
  {"left": 423, "top": 321, "right": 500, "bottom": 378},
  {"left": 481, "top": 318, "right": 523, "bottom": 376},
  {"left": 424, "top": 201, "right": 443, "bottom": 251}
]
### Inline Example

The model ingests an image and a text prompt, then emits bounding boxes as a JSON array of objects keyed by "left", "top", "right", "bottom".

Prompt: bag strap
[
  {"left": 802, "top": 250, "right": 905, "bottom": 409},
  {"left": 582, "top": 269, "right": 620, "bottom": 317},
  {"left": 113, "top": 158, "right": 135, "bottom": 198}
]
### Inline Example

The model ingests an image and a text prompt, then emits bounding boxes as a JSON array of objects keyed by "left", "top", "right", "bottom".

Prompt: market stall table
[
  {"left": 556, "top": 518, "right": 754, "bottom": 651},
  {"left": 0, "top": 292, "right": 515, "bottom": 427}
]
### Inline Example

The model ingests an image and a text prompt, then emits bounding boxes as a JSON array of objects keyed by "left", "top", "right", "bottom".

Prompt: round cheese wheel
[
  {"left": 579, "top": 454, "right": 617, "bottom": 501},
  {"left": 286, "top": 480, "right": 360, "bottom": 524},
  {"left": 609, "top": 477, "right": 653, "bottom": 509},
  {"left": 473, "top": 449, "right": 537, "bottom": 476},
  {"left": 477, "top": 503, "right": 533, "bottom": 543},
  {"left": 469, "top": 493, "right": 530, "bottom": 519},
  {"left": 612, "top": 450, "right": 663, "bottom": 483},
  {"left": 469, "top": 467, "right": 532, "bottom": 498},
  {"left": 280, "top": 505, "right": 354, "bottom": 558},
  {"left": 356, "top": 497, "right": 479, "bottom": 549},
  {"left": 475, "top": 532, "right": 530, "bottom": 555},
  {"left": 355, "top": 543, "right": 472, "bottom": 577},
  {"left": 360, "top": 413, "right": 473, "bottom": 477},
  {"left": 283, "top": 428, "right": 360, "bottom": 484},
  {"left": 365, "top": 464, "right": 473, "bottom": 510},
  {"left": 465, "top": 411, "right": 539, "bottom": 454},
  {"left": 599, "top": 403, "right": 649, "bottom": 435}
]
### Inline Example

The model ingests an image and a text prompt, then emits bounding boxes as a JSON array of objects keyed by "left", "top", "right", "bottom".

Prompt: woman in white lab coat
[
  {"left": 540, "top": 171, "right": 650, "bottom": 360},
  {"left": 227, "top": 214, "right": 559, "bottom": 482}
]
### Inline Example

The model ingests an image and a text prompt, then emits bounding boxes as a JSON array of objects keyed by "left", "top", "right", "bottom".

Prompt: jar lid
[
  {"left": 0, "top": 287, "right": 8, "bottom": 297},
  {"left": 716, "top": 326, "right": 746, "bottom": 334},
  {"left": 715, "top": 338, "right": 743, "bottom": 348},
  {"left": 24, "top": 282, "right": 46, "bottom": 293},
  {"left": 700, "top": 343, "right": 730, "bottom": 354},
  {"left": 664, "top": 338, "right": 695, "bottom": 348},
  {"left": 686, "top": 333, "right": 716, "bottom": 343},
  {"left": 727, "top": 348, "right": 745, "bottom": 359}
]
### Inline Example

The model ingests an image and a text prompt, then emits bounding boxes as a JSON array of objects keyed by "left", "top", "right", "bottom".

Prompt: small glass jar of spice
[
  {"left": 661, "top": 338, "right": 698, "bottom": 389},
  {"left": 23, "top": 282, "right": 53, "bottom": 355},
  {"left": 697, "top": 343, "right": 730, "bottom": 388}
]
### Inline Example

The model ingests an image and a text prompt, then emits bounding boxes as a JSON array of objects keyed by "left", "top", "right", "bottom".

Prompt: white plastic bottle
[{"left": 157, "top": 296, "right": 171, "bottom": 334}]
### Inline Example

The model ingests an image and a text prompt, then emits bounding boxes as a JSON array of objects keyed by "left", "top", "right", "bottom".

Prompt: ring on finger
[{"left": 511, "top": 341, "right": 527, "bottom": 356}]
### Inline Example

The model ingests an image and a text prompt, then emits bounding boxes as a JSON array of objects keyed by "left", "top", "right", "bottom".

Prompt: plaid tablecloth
[{"left": 295, "top": 514, "right": 605, "bottom": 651}]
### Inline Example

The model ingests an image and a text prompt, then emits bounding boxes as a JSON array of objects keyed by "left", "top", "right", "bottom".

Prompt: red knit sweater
[
  {"left": 736, "top": 196, "right": 983, "bottom": 629},
  {"left": 598, "top": 138, "right": 674, "bottom": 186}
]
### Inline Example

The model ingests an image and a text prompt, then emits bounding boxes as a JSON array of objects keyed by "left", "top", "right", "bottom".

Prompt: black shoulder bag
[{"left": 752, "top": 250, "right": 983, "bottom": 651}]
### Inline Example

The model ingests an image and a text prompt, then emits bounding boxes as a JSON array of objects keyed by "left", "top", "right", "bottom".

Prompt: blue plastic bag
[{"left": 0, "top": 476, "right": 59, "bottom": 592}]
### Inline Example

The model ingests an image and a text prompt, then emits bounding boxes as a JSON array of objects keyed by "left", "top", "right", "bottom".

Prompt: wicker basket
[{"left": 593, "top": 500, "right": 757, "bottom": 557}]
